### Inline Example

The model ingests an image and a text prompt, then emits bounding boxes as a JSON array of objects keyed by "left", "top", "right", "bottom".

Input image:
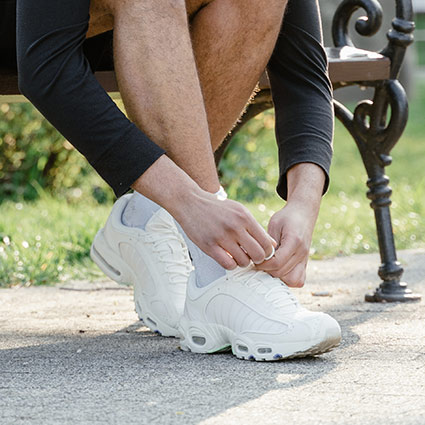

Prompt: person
[{"left": 9, "top": 0, "right": 340, "bottom": 360}]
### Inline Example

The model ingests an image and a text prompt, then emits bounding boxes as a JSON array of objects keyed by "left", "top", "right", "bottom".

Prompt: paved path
[{"left": 1, "top": 249, "right": 424, "bottom": 425}]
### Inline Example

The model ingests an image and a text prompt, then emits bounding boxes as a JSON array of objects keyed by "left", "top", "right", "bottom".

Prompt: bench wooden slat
[
  {"left": 0, "top": 46, "right": 391, "bottom": 103},
  {"left": 259, "top": 46, "right": 390, "bottom": 90}
]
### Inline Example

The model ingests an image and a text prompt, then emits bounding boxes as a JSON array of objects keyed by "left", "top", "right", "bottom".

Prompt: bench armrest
[{"left": 332, "top": 0, "right": 415, "bottom": 79}]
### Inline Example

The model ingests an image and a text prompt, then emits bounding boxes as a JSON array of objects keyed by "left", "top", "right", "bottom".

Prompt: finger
[
  {"left": 271, "top": 249, "right": 305, "bottom": 278},
  {"left": 237, "top": 233, "right": 266, "bottom": 265},
  {"left": 221, "top": 242, "right": 251, "bottom": 268},
  {"left": 209, "top": 246, "right": 237, "bottom": 270},
  {"left": 245, "top": 217, "right": 274, "bottom": 259},
  {"left": 272, "top": 262, "right": 306, "bottom": 287},
  {"left": 256, "top": 235, "right": 299, "bottom": 271}
]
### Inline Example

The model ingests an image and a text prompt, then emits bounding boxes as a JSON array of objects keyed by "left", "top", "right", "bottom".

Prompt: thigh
[{"left": 87, "top": 0, "right": 212, "bottom": 38}]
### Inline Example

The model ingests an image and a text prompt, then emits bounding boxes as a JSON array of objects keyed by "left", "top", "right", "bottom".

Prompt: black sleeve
[
  {"left": 16, "top": 0, "right": 165, "bottom": 197},
  {"left": 266, "top": 0, "right": 334, "bottom": 201}
]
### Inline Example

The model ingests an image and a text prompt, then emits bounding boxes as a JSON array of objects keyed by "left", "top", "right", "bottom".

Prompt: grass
[
  {"left": 415, "top": 13, "right": 425, "bottom": 66},
  {"left": 1, "top": 83, "right": 425, "bottom": 287},
  {"left": 0, "top": 193, "right": 111, "bottom": 286}
]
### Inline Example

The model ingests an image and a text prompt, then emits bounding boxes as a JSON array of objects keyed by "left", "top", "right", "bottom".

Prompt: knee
[
  {"left": 190, "top": 0, "right": 284, "bottom": 35},
  {"left": 233, "top": 0, "right": 285, "bottom": 32}
]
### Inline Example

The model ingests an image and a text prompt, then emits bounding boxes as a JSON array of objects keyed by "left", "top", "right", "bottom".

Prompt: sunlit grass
[{"left": 0, "top": 194, "right": 110, "bottom": 286}]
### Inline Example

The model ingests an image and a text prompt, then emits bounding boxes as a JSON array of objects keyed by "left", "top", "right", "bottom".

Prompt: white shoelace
[
  {"left": 143, "top": 227, "right": 192, "bottom": 285},
  {"left": 230, "top": 267, "right": 299, "bottom": 311}
]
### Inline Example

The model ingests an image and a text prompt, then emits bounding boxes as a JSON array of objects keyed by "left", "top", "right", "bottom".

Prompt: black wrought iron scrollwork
[
  {"left": 332, "top": 0, "right": 415, "bottom": 78},
  {"left": 332, "top": 0, "right": 383, "bottom": 47},
  {"left": 332, "top": 0, "right": 420, "bottom": 301},
  {"left": 334, "top": 80, "right": 408, "bottom": 165}
]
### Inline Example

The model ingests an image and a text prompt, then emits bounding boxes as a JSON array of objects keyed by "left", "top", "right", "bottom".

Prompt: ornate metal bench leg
[
  {"left": 334, "top": 80, "right": 421, "bottom": 303},
  {"left": 365, "top": 169, "right": 421, "bottom": 302}
]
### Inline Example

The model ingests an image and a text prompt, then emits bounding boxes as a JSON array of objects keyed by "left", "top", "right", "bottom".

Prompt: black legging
[{"left": 9, "top": 0, "right": 333, "bottom": 198}]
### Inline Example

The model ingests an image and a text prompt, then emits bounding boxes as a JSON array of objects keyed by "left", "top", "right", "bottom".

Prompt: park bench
[{"left": 0, "top": 0, "right": 421, "bottom": 302}]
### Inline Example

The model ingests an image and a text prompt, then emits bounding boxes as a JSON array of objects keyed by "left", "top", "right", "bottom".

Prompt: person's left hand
[{"left": 255, "top": 201, "right": 318, "bottom": 287}]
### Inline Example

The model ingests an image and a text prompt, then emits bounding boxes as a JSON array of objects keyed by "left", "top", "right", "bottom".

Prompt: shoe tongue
[
  {"left": 145, "top": 208, "right": 175, "bottom": 233},
  {"left": 230, "top": 266, "right": 299, "bottom": 313},
  {"left": 145, "top": 208, "right": 188, "bottom": 268}
]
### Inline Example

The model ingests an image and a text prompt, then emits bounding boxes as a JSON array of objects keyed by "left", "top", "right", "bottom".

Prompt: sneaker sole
[
  {"left": 90, "top": 229, "right": 180, "bottom": 338},
  {"left": 178, "top": 317, "right": 341, "bottom": 361}
]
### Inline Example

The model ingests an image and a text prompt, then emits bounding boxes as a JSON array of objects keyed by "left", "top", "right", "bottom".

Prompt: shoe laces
[
  {"left": 229, "top": 266, "right": 299, "bottom": 311},
  {"left": 143, "top": 219, "right": 192, "bottom": 284}
]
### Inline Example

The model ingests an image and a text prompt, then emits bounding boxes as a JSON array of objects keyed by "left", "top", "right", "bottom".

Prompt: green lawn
[{"left": 1, "top": 83, "right": 425, "bottom": 287}]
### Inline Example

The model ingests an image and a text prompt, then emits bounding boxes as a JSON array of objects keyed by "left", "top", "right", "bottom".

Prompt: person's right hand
[{"left": 175, "top": 191, "right": 275, "bottom": 270}]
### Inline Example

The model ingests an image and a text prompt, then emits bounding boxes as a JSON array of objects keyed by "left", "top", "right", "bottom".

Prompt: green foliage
[
  {"left": 219, "top": 112, "right": 279, "bottom": 202},
  {"left": 0, "top": 102, "right": 113, "bottom": 203}
]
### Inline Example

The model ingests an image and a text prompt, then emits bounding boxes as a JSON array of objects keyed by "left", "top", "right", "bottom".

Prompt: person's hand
[
  {"left": 254, "top": 163, "right": 325, "bottom": 287},
  {"left": 176, "top": 191, "right": 275, "bottom": 270},
  {"left": 131, "top": 154, "right": 274, "bottom": 270},
  {"left": 255, "top": 201, "right": 317, "bottom": 287}
]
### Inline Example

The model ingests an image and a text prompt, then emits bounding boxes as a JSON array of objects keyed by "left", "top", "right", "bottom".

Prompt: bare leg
[
  {"left": 111, "top": 0, "right": 219, "bottom": 193},
  {"left": 88, "top": 0, "right": 286, "bottom": 187},
  {"left": 187, "top": 0, "right": 287, "bottom": 149},
  {"left": 87, "top": 0, "right": 276, "bottom": 269}
]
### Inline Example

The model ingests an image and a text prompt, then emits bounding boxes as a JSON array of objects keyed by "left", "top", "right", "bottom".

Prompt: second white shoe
[
  {"left": 91, "top": 195, "right": 192, "bottom": 337},
  {"left": 179, "top": 266, "right": 341, "bottom": 361}
]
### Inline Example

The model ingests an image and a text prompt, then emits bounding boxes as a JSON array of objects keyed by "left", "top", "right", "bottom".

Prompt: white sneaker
[
  {"left": 91, "top": 195, "right": 192, "bottom": 337},
  {"left": 179, "top": 266, "right": 341, "bottom": 361}
]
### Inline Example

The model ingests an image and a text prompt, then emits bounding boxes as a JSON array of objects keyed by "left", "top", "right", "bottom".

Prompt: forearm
[{"left": 266, "top": 0, "right": 333, "bottom": 201}]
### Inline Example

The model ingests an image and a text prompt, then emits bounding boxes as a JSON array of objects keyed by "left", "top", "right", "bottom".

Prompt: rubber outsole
[
  {"left": 233, "top": 337, "right": 341, "bottom": 361},
  {"left": 90, "top": 229, "right": 180, "bottom": 338},
  {"left": 178, "top": 318, "right": 341, "bottom": 362},
  {"left": 180, "top": 337, "right": 341, "bottom": 361}
]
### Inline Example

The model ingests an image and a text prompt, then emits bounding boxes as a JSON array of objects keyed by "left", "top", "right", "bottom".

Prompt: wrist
[
  {"left": 132, "top": 155, "right": 203, "bottom": 216},
  {"left": 286, "top": 163, "right": 325, "bottom": 210}
]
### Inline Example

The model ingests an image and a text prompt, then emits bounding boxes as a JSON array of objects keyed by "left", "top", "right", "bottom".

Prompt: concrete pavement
[{"left": 1, "top": 249, "right": 424, "bottom": 425}]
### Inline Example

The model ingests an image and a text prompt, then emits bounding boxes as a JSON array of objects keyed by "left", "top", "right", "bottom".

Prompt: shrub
[{"left": 0, "top": 103, "right": 113, "bottom": 203}]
